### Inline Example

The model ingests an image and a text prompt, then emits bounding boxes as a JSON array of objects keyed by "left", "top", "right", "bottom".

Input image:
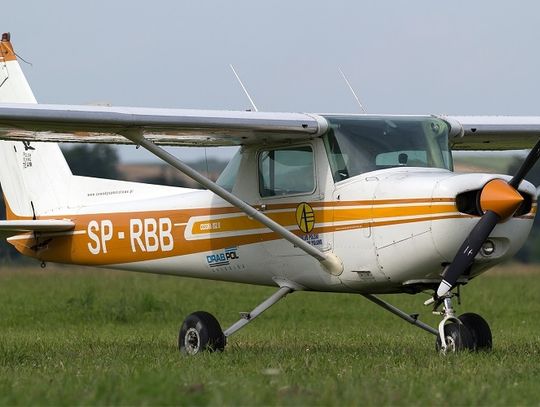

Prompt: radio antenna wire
[
  {"left": 230, "top": 64, "right": 259, "bottom": 112},
  {"left": 338, "top": 67, "right": 366, "bottom": 113}
]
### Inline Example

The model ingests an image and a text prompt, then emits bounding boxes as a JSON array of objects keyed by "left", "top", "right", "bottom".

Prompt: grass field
[{"left": 0, "top": 264, "right": 539, "bottom": 406}]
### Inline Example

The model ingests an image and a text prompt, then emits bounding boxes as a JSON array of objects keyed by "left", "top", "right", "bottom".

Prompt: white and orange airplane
[{"left": 0, "top": 33, "right": 539, "bottom": 354}]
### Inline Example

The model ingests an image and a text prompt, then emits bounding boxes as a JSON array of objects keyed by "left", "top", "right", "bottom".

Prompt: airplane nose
[
  {"left": 431, "top": 174, "right": 535, "bottom": 267},
  {"left": 479, "top": 179, "right": 524, "bottom": 220}
]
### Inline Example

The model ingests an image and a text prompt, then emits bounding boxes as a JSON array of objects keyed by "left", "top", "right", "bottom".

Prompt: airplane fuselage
[{"left": 7, "top": 164, "right": 535, "bottom": 294}]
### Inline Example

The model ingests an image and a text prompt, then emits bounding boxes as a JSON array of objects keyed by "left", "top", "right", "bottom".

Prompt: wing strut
[{"left": 124, "top": 132, "right": 344, "bottom": 276}]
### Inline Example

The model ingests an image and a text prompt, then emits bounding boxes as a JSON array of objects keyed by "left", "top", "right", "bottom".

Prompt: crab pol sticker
[{"left": 206, "top": 247, "right": 239, "bottom": 268}]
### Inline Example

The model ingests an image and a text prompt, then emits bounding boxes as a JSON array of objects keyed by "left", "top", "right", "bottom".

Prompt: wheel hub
[
  {"left": 184, "top": 328, "right": 201, "bottom": 355},
  {"left": 445, "top": 335, "right": 456, "bottom": 353}
]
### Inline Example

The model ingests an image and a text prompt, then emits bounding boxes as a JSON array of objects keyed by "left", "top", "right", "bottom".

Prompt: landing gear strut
[
  {"left": 178, "top": 285, "right": 492, "bottom": 355},
  {"left": 178, "top": 286, "right": 294, "bottom": 355},
  {"left": 433, "top": 295, "right": 474, "bottom": 352}
]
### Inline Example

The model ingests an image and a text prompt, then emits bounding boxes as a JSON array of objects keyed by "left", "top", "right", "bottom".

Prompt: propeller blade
[
  {"left": 509, "top": 138, "right": 540, "bottom": 189},
  {"left": 436, "top": 211, "right": 499, "bottom": 298}
]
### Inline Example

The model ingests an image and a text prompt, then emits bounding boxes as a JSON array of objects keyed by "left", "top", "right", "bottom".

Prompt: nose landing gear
[
  {"left": 435, "top": 322, "right": 473, "bottom": 352},
  {"left": 362, "top": 289, "right": 492, "bottom": 354},
  {"left": 457, "top": 312, "right": 493, "bottom": 350},
  {"left": 433, "top": 295, "right": 474, "bottom": 353},
  {"left": 430, "top": 293, "right": 492, "bottom": 353}
]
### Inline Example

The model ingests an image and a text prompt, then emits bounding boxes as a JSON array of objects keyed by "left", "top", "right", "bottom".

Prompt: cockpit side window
[{"left": 258, "top": 146, "right": 315, "bottom": 197}]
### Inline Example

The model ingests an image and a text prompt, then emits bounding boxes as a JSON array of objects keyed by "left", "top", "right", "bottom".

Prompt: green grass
[{"left": 0, "top": 265, "right": 539, "bottom": 405}]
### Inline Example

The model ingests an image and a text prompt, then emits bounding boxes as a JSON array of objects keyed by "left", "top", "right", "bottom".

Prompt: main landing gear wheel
[
  {"left": 435, "top": 322, "right": 475, "bottom": 353},
  {"left": 178, "top": 311, "right": 226, "bottom": 355},
  {"left": 458, "top": 312, "right": 492, "bottom": 351}
]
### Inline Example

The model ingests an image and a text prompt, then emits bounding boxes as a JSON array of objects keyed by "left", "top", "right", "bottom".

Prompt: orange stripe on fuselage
[
  {"left": 252, "top": 197, "right": 456, "bottom": 211},
  {"left": 191, "top": 202, "right": 458, "bottom": 235},
  {"left": 5, "top": 198, "right": 534, "bottom": 266},
  {"left": 334, "top": 204, "right": 457, "bottom": 223},
  {"left": 201, "top": 199, "right": 529, "bottom": 233}
]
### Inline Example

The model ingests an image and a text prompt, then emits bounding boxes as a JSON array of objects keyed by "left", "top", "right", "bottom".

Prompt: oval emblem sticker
[{"left": 295, "top": 202, "right": 315, "bottom": 233}]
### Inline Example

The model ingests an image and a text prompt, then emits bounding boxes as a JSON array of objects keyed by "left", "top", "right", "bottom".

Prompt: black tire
[
  {"left": 178, "top": 311, "right": 226, "bottom": 355},
  {"left": 458, "top": 312, "right": 492, "bottom": 351},
  {"left": 435, "top": 322, "right": 475, "bottom": 353}
]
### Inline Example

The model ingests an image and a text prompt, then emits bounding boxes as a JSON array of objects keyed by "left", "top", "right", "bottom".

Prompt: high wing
[
  {"left": 444, "top": 115, "right": 540, "bottom": 150},
  {"left": 0, "top": 103, "right": 540, "bottom": 150},
  {"left": 0, "top": 220, "right": 75, "bottom": 238},
  {"left": 0, "top": 103, "right": 328, "bottom": 146}
]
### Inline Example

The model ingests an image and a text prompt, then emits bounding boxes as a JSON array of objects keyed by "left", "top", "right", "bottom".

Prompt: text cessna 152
[{"left": 1, "top": 33, "right": 539, "bottom": 354}]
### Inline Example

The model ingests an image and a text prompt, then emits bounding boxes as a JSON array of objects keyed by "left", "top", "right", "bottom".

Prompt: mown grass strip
[{"left": 0, "top": 265, "right": 539, "bottom": 405}]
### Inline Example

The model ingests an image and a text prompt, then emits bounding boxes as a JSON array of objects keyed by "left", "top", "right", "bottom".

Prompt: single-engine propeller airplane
[{"left": 1, "top": 33, "right": 539, "bottom": 354}]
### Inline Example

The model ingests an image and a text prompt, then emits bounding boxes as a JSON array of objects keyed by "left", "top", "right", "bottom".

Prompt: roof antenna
[
  {"left": 338, "top": 67, "right": 366, "bottom": 113},
  {"left": 229, "top": 64, "right": 258, "bottom": 112}
]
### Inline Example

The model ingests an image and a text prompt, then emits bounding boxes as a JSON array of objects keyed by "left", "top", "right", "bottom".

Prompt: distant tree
[
  {"left": 135, "top": 158, "right": 229, "bottom": 188},
  {"left": 141, "top": 173, "right": 195, "bottom": 188},
  {"left": 189, "top": 157, "right": 228, "bottom": 178},
  {"left": 62, "top": 144, "right": 119, "bottom": 179}
]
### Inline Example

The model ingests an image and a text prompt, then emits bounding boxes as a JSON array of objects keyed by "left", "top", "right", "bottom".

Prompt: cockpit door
[{"left": 256, "top": 142, "right": 332, "bottom": 258}]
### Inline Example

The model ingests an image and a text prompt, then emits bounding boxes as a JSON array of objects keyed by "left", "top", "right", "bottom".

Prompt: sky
[{"left": 3, "top": 0, "right": 540, "bottom": 163}]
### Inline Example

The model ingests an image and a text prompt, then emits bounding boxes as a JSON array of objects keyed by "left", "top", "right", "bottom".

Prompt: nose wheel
[
  {"left": 435, "top": 322, "right": 474, "bottom": 352},
  {"left": 457, "top": 312, "right": 493, "bottom": 350},
  {"left": 430, "top": 294, "right": 492, "bottom": 353}
]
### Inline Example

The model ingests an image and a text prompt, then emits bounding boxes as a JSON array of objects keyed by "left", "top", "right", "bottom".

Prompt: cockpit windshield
[{"left": 322, "top": 116, "right": 452, "bottom": 182}]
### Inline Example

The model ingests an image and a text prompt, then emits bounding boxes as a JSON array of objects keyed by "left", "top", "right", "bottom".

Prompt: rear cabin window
[
  {"left": 216, "top": 149, "right": 242, "bottom": 192},
  {"left": 258, "top": 146, "right": 315, "bottom": 197}
]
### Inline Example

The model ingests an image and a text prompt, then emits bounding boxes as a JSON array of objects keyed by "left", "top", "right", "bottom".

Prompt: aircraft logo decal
[{"left": 296, "top": 202, "right": 315, "bottom": 233}]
